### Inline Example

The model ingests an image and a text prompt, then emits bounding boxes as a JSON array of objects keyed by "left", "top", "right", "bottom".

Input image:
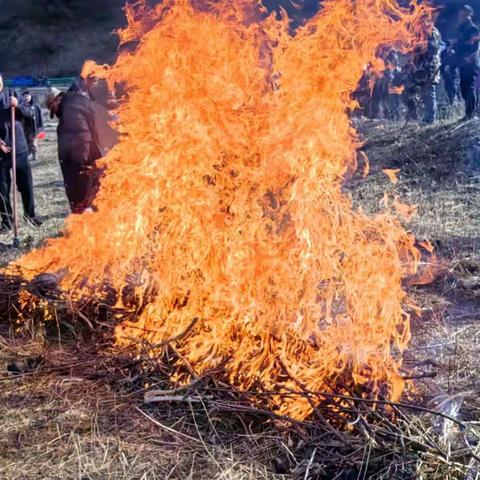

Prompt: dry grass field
[{"left": 0, "top": 116, "right": 479, "bottom": 479}]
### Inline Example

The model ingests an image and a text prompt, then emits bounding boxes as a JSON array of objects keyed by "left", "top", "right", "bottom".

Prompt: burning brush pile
[{"left": 1, "top": 0, "right": 456, "bottom": 445}]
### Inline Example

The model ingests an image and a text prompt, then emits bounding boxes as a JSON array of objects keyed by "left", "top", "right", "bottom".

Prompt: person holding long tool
[{"left": 0, "top": 73, "right": 42, "bottom": 233}]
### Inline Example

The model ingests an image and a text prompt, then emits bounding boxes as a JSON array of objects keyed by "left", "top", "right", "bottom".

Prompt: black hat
[{"left": 462, "top": 4, "right": 474, "bottom": 16}]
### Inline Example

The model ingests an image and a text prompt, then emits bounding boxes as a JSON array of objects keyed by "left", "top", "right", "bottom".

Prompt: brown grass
[
  {"left": 0, "top": 337, "right": 280, "bottom": 479},
  {"left": 0, "top": 117, "right": 480, "bottom": 479}
]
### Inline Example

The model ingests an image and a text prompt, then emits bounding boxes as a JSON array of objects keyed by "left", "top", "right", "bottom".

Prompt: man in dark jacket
[
  {"left": 21, "top": 91, "right": 44, "bottom": 161},
  {"left": 55, "top": 77, "right": 103, "bottom": 214},
  {"left": 451, "top": 5, "right": 480, "bottom": 119},
  {"left": 0, "top": 74, "right": 41, "bottom": 232}
]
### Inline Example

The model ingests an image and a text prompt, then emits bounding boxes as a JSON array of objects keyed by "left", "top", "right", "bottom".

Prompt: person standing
[
  {"left": 21, "top": 91, "right": 44, "bottom": 162},
  {"left": 0, "top": 74, "right": 42, "bottom": 232},
  {"left": 382, "top": 50, "right": 403, "bottom": 121},
  {"left": 441, "top": 42, "right": 460, "bottom": 106},
  {"left": 51, "top": 77, "right": 103, "bottom": 214},
  {"left": 402, "top": 20, "right": 442, "bottom": 124},
  {"left": 452, "top": 5, "right": 480, "bottom": 120},
  {"left": 420, "top": 22, "right": 442, "bottom": 124}
]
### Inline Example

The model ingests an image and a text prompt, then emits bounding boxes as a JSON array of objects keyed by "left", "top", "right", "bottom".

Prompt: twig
[
  {"left": 147, "top": 317, "right": 198, "bottom": 349},
  {"left": 401, "top": 371, "right": 437, "bottom": 380},
  {"left": 304, "top": 447, "right": 317, "bottom": 480},
  {"left": 144, "top": 393, "right": 213, "bottom": 404},
  {"left": 135, "top": 406, "right": 203, "bottom": 444},
  {"left": 170, "top": 344, "right": 198, "bottom": 379},
  {"left": 75, "top": 310, "right": 94, "bottom": 331}
]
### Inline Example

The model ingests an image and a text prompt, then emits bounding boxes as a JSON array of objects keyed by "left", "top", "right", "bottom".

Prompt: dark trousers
[
  {"left": 24, "top": 126, "right": 38, "bottom": 159},
  {"left": 402, "top": 83, "right": 437, "bottom": 123},
  {"left": 58, "top": 139, "right": 100, "bottom": 214},
  {"left": 0, "top": 152, "right": 35, "bottom": 227},
  {"left": 459, "top": 64, "right": 478, "bottom": 119},
  {"left": 383, "top": 94, "right": 401, "bottom": 121},
  {"left": 367, "top": 81, "right": 384, "bottom": 119},
  {"left": 421, "top": 82, "right": 437, "bottom": 124},
  {"left": 402, "top": 87, "right": 418, "bottom": 121},
  {"left": 442, "top": 66, "right": 458, "bottom": 105}
]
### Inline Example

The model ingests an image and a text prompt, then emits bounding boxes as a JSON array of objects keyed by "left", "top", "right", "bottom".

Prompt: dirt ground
[{"left": 0, "top": 116, "right": 479, "bottom": 479}]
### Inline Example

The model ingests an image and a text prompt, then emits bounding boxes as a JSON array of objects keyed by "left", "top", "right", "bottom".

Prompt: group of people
[
  {"left": 0, "top": 74, "right": 44, "bottom": 232},
  {"left": 0, "top": 72, "right": 112, "bottom": 233},
  {"left": 0, "top": 4, "right": 479, "bottom": 235},
  {"left": 353, "top": 4, "right": 480, "bottom": 124}
]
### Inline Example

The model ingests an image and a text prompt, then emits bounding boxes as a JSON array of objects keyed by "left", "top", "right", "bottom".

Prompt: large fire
[{"left": 10, "top": 0, "right": 429, "bottom": 419}]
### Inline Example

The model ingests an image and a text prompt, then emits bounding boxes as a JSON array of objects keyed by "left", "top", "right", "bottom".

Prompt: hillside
[
  {"left": 0, "top": 0, "right": 324, "bottom": 78},
  {"left": 2, "top": 0, "right": 476, "bottom": 78},
  {"left": 0, "top": 0, "right": 125, "bottom": 78}
]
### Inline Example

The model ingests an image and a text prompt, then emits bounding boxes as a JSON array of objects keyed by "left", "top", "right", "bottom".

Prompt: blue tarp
[
  {"left": 10, "top": 76, "right": 36, "bottom": 87},
  {"left": 4, "top": 77, "right": 75, "bottom": 88}
]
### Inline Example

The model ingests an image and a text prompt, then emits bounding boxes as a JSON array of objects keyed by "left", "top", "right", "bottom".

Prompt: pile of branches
[
  {"left": 0, "top": 271, "right": 125, "bottom": 337},
  {"left": 0, "top": 273, "right": 26, "bottom": 322},
  {"left": 116, "top": 335, "right": 480, "bottom": 479},
  {"left": 1, "top": 272, "right": 480, "bottom": 479},
  {"left": 19, "top": 332, "right": 478, "bottom": 480}
]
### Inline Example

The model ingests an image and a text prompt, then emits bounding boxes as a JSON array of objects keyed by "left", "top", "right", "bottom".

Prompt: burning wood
[{"left": 4, "top": 0, "right": 434, "bottom": 420}]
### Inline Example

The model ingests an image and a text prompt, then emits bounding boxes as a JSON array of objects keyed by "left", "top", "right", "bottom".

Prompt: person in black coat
[
  {"left": 21, "top": 91, "right": 44, "bottom": 161},
  {"left": 451, "top": 5, "right": 480, "bottom": 119},
  {"left": 54, "top": 77, "right": 103, "bottom": 214},
  {"left": 0, "top": 74, "right": 41, "bottom": 232},
  {"left": 441, "top": 42, "right": 460, "bottom": 106}
]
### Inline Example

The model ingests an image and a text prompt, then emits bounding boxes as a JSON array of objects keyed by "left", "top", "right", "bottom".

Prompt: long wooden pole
[{"left": 10, "top": 105, "right": 19, "bottom": 247}]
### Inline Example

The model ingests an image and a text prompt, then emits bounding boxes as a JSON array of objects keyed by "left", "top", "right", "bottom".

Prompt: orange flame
[
  {"left": 383, "top": 168, "right": 401, "bottom": 184},
  {"left": 393, "top": 197, "right": 418, "bottom": 222},
  {"left": 9, "top": 0, "right": 430, "bottom": 419}
]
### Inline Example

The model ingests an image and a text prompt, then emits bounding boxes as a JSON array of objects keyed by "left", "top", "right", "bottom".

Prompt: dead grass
[
  {"left": 0, "top": 116, "right": 480, "bottom": 479},
  {"left": 0, "top": 337, "right": 280, "bottom": 480}
]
